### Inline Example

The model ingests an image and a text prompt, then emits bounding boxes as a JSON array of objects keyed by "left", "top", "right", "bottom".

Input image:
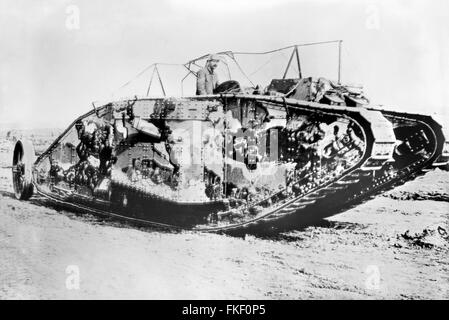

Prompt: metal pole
[
  {"left": 282, "top": 47, "right": 296, "bottom": 79},
  {"left": 145, "top": 66, "right": 157, "bottom": 96},
  {"left": 294, "top": 46, "right": 302, "bottom": 79},
  {"left": 154, "top": 65, "right": 166, "bottom": 96},
  {"left": 224, "top": 60, "right": 232, "bottom": 81}
]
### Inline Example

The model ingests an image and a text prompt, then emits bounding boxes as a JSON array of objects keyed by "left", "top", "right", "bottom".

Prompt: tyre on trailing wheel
[{"left": 12, "top": 140, "right": 35, "bottom": 200}]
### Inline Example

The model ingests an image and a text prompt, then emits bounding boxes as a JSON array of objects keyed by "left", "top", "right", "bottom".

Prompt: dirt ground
[{"left": 0, "top": 130, "right": 448, "bottom": 299}]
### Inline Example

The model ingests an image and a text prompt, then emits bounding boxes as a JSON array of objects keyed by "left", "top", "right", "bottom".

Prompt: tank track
[{"left": 239, "top": 109, "right": 448, "bottom": 235}]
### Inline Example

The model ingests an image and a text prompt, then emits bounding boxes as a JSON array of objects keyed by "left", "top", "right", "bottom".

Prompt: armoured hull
[
  {"left": 9, "top": 93, "right": 404, "bottom": 232},
  {"left": 11, "top": 93, "right": 448, "bottom": 233}
]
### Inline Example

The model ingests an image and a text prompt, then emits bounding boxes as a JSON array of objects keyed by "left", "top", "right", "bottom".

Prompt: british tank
[{"left": 12, "top": 41, "right": 449, "bottom": 233}]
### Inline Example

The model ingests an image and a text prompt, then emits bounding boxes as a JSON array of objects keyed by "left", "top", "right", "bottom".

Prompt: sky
[{"left": 0, "top": 0, "right": 448, "bottom": 129}]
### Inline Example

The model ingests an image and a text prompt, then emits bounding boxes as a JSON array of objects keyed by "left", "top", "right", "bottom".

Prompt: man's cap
[{"left": 207, "top": 54, "right": 221, "bottom": 62}]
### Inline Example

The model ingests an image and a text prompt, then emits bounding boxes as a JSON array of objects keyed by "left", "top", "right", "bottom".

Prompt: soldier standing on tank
[{"left": 196, "top": 54, "right": 220, "bottom": 95}]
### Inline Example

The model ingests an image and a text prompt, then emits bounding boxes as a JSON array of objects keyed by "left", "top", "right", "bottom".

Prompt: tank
[{"left": 12, "top": 41, "right": 449, "bottom": 234}]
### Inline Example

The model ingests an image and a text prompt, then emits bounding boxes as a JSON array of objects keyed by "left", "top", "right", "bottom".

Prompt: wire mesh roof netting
[{"left": 111, "top": 41, "right": 342, "bottom": 99}]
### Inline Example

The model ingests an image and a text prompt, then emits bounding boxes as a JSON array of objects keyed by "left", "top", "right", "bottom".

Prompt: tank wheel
[{"left": 12, "top": 140, "right": 35, "bottom": 200}]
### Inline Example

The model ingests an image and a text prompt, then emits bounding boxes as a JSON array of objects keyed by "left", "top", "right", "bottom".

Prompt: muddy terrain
[{"left": 0, "top": 129, "right": 448, "bottom": 299}]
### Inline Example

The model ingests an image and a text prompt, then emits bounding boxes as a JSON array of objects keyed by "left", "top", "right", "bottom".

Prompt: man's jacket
[{"left": 196, "top": 66, "right": 219, "bottom": 95}]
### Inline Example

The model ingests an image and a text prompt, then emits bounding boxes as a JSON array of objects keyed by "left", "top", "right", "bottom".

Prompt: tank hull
[{"left": 28, "top": 94, "right": 408, "bottom": 232}]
